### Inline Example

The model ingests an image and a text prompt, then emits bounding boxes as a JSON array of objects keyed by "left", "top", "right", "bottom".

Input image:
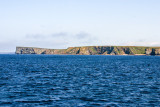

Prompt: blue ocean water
[{"left": 0, "top": 55, "right": 160, "bottom": 107}]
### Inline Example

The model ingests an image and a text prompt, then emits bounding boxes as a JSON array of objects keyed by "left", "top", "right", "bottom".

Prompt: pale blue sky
[{"left": 0, "top": 0, "right": 160, "bottom": 52}]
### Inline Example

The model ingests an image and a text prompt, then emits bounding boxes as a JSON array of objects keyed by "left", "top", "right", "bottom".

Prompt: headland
[{"left": 16, "top": 46, "right": 160, "bottom": 55}]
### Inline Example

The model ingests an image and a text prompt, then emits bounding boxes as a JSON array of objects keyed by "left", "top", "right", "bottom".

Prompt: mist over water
[{"left": 0, "top": 55, "right": 160, "bottom": 106}]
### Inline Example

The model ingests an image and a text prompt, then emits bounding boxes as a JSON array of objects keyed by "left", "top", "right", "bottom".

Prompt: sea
[{"left": 0, "top": 54, "right": 160, "bottom": 107}]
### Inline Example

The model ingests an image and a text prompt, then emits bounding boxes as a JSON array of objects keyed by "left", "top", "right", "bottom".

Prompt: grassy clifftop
[{"left": 16, "top": 46, "right": 160, "bottom": 55}]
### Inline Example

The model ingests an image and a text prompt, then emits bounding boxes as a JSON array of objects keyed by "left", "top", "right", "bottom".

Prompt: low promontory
[{"left": 16, "top": 46, "right": 160, "bottom": 55}]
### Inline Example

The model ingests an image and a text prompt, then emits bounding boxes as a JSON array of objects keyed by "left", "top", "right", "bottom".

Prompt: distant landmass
[
  {"left": 0, "top": 52, "right": 15, "bottom": 54},
  {"left": 15, "top": 46, "right": 160, "bottom": 55}
]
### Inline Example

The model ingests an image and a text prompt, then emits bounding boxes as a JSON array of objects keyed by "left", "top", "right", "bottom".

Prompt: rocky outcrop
[
  {"left": 16, "top": 46, "right": 160, "bottom": 55},
  {"left": 155, "top": 49, "right": 160, "bottom": 55},
  {"left": 16, "top": 47, "right": 65, "bottom": 54}
]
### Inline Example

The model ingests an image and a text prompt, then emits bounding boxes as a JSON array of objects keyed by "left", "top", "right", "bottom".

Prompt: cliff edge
[{"left": 16, "top": 46, "right": 160, "bottom": 55}]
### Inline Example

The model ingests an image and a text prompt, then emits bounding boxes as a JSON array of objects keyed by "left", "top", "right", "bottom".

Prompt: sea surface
[{"left": 0, "top": 55, "right": 160, "bottom": 107}]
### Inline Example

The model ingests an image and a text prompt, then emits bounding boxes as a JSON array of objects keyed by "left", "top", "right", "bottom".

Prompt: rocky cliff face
[
  {"left": 16, "top": 46, "right": 160, "bottom": 55},
  {"left": 16, "top": 47, "right": 65, "bottom": 54}
]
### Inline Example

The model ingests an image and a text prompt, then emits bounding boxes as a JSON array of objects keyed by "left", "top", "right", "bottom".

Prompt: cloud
[
  {"left": 25, "top": 32, "right": 68, "bottom": 39},
  {"left": 51, "top": 32, "right": 68, "bottom": 37},
  {"left": 23, "top": 31, "right": 100, "bottom": 49},
  {"left": 75, "top": 32, "right": 90, "bottom": 39},
  {"left": 25, "top": 31, "right": 91, "bottom": 40}
]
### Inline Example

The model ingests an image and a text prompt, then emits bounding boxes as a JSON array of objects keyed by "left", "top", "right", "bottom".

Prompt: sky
[{"left": 0, "top": 0, "right": 160, "bottom": 52}]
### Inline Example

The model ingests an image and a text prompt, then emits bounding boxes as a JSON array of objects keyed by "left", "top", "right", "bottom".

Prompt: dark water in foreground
[{"left": 0, "top": 55, "right": 160, "bottom": 107}]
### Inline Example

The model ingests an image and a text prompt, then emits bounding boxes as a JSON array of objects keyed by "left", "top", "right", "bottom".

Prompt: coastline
[{"left": 15, "top": 46, "right": 160, "bottom": 56}]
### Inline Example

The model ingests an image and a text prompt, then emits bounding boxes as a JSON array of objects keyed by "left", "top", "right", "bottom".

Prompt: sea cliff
[{"left": 16, "top": 46, "right": 160, "bottom": 55}]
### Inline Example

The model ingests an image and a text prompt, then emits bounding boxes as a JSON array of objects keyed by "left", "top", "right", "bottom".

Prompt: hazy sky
[{"left": 0, "top": 0, "right": 160, "bottom": 52}]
